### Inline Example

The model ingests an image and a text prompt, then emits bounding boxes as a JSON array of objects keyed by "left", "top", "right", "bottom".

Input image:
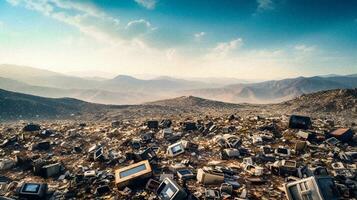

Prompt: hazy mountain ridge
[
  {"left": 0, "top": 64, "right": 101, "bottom": 89},
  {"left": 0, "top": 76, "right": 159, "bottom": 105},
  {"left": 187, "top": 76, "right": 357, "bottom": 103},
  {"left": 1, "top": 88, "right": 356, "bottom": 121},
  {"left": 0, "top": 65, "right": 215, "bottom": 103},
  {"left": 100, "top": 74, "right": 211, "bottom": 93},
  {"left": 1, "top": 64, "right": 357, "bottom": 104},
  {"left": 0, "top": 89, "right": 104, "bottom": 120}
]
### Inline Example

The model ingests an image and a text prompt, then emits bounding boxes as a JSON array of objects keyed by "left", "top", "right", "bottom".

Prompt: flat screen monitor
[
  {"left": 22, "top": 183, "right": 40, "bottom": 193},
  {"left": 178, "top": 169, "right": 192, "bottom": 176},
  {"left": 95, "top": 148, "right": 103, "bottom": 158},
  {"left": 171, "top": 144, "right": 183, "bottom": 155},
  {"left": 284, "top": 160, "right": 296, "bottom": 167},
  {"left": 119, "top": 164, "right": 147, "bottom": 178},
  {"left": 277, "top": 148, "right": 288, "bottom": 154},
  {"left": 158, "top": 182, "right": 178, "bottom": 200}
]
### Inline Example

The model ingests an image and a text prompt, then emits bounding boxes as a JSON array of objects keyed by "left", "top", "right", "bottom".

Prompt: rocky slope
[{"left": 274, "top": 89, "right": 357, "bottom": 118}]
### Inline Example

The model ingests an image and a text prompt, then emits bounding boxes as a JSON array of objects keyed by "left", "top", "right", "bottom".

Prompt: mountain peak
[
  {"left": 145, "top": 95, "right": 238, "bottom": 109},
  {"left": 112, "top": 75, "right": 138, "bottom": 81}
]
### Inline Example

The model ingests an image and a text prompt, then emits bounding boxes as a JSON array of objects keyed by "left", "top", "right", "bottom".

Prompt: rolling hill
[
  {"left": 0, "top": 89, "right": 104, "bottom": 120},
  {"left": 185, "top": 76, "right": 357, "bottom": 103},
  {"left": 0, "top": 64, "right": 100, "bottom": 89},
  {"left": 145, "top": 95, "right": 241, "bottom": 109},
  {"left": 277, "top": 88, "right": 357, "bottom": 114}
]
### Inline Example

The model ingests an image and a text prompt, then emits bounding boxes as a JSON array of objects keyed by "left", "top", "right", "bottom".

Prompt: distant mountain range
[
  {"left": 1, "top": 87, "right": 355, "bottom": 121},
  {"left": 0, "top": 64, "right": 357, "bottom": 104},
  {"left": 185, "top": 76, "right": 357, "bottom": 103},
  {"left": 0, "top": 64, "right": 222, "bottom": 104}
]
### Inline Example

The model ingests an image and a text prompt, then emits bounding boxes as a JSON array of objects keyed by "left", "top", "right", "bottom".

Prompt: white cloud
[
  {"left": 294, "top": 44, "right": 316, "bottom": 53},
  {"left": 210, "top": 38, "right": 243, "bottom": 57},
  {"left": 127, "top": 19, "right": 151, "bottom": 28},
  {"left": 3, "top": 0, "right": 343, "bottom": 80},
  {"left": 6, "top": 0, "right": 123, "bottom": 46},
  {"left": 257, "top": 0, "right": 274, "bottom": 11},
  {"left": 194, "top": 32, "right": 206, "bottom": 41},
  {"left": 134, "top": 0, "right": 157, "bottom": 10},
  {"left": 125, "top": 19, "right": 155, "bottom": 37}
]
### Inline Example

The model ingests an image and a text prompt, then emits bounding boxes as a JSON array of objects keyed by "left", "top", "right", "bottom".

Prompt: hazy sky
[{"left": 0, "top": 0, "right": 357, "bottom": 79}]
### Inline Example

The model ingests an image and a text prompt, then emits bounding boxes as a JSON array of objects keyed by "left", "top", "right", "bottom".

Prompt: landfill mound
[
  {"left": 0, "top": 89, "right": 356, "bottom": 200},
  {"left": 146, "top": 95, "right": 242, "bottom": 109},
  {"left": 278, "top": 88, "right": 357, "bottom": 113}
]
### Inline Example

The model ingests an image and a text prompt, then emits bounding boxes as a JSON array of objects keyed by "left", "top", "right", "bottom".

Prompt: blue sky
[{"left": 0, "top": 0, "right": 356, "bottom": 79}]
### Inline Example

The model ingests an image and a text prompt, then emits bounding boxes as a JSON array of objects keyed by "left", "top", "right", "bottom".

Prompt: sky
[{"left": 0, "top": 0, "right": 356, "bottom": 79}]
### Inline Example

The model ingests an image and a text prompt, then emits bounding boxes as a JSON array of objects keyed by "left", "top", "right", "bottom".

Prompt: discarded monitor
[
  {"left": 157, "top": 178, "right": 187, "bottom": 200},
  {"left": 111, "top": 120, "right": 120, "bottom": 128},
  {"left": 160, "top": 119, "right": 172, "bottom": 128},
  {"left": 271, "top": 160, "right": 297, "bottom": 177},
  {"left": 18, "top": 183, "right": 47, "bottom": 200},
  {"left": 252, "top": 135, "right": 263, "bottom": 144},
  {"left": 162, "top": 128, "right": 173, "bottom": 139},
  {"left": 167, "top": 142, "right": 185, "bottom": 157},
  {"left": 327, "top": 128, "right": 354, "bottom": 143},
  {"left": 0, "top": 159, "right": 15, "bottom": 171},
  {"left": 197, "top": 168, "right": 225, "bottom": 185},
  {"left": 84, "top": 170, "right": 96, "bottom": 178},
  {"left": 95, "top": 185, "right": 111, "bottom": 196},
  {"left": 23, "top": 123, "right": 41, "bottom": 132},
  {"left": 275, "top": 146, "right": 291, "bottom": 157},
  {"left": 115, "top": 160, "right": 152, "bottom": 188},
  {"left": 135, "top": 147, "right": 157, "bottom": 163},
  {"left": 312, "top": 167, "right": 329, "bottom": 176},
  {"left": 146, "top": 179, "right": 161, "bottom": 192},
  {"left": 220, "top": 148, "right": 240, "bottom": 160},
  {"left": 295, "top": 141, "right": 307, "bottom": 153},
  {"left": 169, "top": 163, "right": 187, "bottom": 173},
  {"left": 39, "top": 129, "right": 54, "bottom": 138},
  {"left": 284, "top": 176, "right": 340, "bottom": 200},
  {"left": 33, "top": 141, "right": 51, "bottom": 151},
  {"left": 289, "top": 115, "right": 312, "bottom": 130},
  {"left": 205, "top": 189, "right": 220, "bottom": 199},
  {"left": 220, "top": 183, "right": 233, "bottom": 195},
  {"left": 147, "top": 120, "right": 159, "bottom": 129},
  {"left": 324, "top": 137, "right": 340, "bottom": 146},
  {"left": 130, "top": 139, "right": 141, "bottom": 150},
  {"left": 242, "top": 157, "right": 254, "bottom": 166},
  {"left": 182, "top": 122, "right": 197, "bottom": 131},
  {"left": 244, "top": 165, "right": 264, "bottom": 176},
  {"left": 296, "top": 131, "right": 315, "bottom": 141},
  {"left": 94, "top": 147, "right": 104, "bottom": 160},
  {"left": 177, "top": 169, "right": 195, "bottom": 180},
  {"left": 261, "top": 146, "right": 274, "bottom": 155},
  {"left": 223, "top": 134, "right": 241, "bottom": 148},
  {"left": 42, "top": 163, "right": 61, "bottom": 178},
  {"left": 181, "top": 140, "right": 199, "bottom": 151}
]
